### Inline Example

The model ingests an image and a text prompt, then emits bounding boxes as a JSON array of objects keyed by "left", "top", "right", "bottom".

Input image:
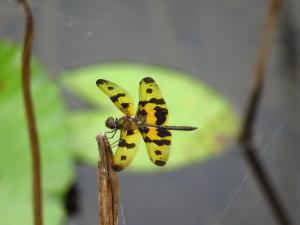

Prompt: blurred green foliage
[
  {"left": 0, "top": 40, "right": 74, "bottom": 225},
  {"left": 62, "top": 63, "right": 239, "bottom": 172}
]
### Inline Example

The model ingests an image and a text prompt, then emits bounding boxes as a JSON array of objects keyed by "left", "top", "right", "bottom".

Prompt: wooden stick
[
  {"left": 96, "top": 133, "right": 119, "bottom": 225},
  {"left": 18, "top": 1, "right": 43, "bottom": 225},
  {"left": 239, "top": 1, "right": 293, "bottom": 225}
]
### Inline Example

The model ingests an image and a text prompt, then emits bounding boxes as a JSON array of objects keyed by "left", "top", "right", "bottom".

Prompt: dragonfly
[{"left": 96, "top": 77, "right": 197, "bottom": 172}]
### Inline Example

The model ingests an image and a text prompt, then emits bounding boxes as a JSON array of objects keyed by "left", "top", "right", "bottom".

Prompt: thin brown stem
[
  {"left": 18, "top": 1, "right": 43, "bottom": 225},
  {"left": 96, "top": 133, "right": 119, "bottom": 225},
  {"left": 240, "top": 0, "right": 283, "bottom": 141},
  {"left": 239, "top": 0, "right": 293, "bottom": 225}
]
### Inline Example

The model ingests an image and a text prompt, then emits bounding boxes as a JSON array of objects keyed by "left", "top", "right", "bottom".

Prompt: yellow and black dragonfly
[{"left": 96, "top": 77, "right": 197, "bottom": 172}]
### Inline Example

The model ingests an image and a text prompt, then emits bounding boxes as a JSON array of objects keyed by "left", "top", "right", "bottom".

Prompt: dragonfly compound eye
[{"left": 105, "top": 117, "right": 116, "bottom": 129}]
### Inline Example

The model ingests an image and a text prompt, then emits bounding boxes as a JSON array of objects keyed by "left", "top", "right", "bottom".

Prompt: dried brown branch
[
  {"left": 18, "top": 1, "right": 43, "bottom": 225},
  {"left": 240, "top": 0, "right": 283, "bottom": 141},
  {"left": 239, "top": 0, "right": 293, "bottom": 225},
  {"left": 96, "top": 133, "right": 119, "bottom": 225}
]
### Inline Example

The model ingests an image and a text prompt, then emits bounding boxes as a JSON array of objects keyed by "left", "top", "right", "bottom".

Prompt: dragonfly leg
[
  {"left": 105, "top": 129, "right": 118, "bottom": 139},
  {"left": 111, "top": 139, "right": 120, "bottom": 148}
]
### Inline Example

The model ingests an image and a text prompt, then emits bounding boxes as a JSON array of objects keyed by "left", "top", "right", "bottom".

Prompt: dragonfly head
[{"left": 105, "top": 117, "right": 117, "bottom": 129}]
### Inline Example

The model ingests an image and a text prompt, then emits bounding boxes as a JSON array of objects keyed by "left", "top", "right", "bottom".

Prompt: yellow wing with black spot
[
  {"left": 136, "top": 77, "right": 171, "bottom": 166},
  {"left": 136, "top": 77, "right": 168, "bottom": 125},
  {"left": 112, "top": 128, "right": 140, "bottom": 172},
  {"left": 96, "top": 79, "right": 135, "bottom": 116},
  {"left": 139, "top": 126, "right": 172, "bottom": 166}
]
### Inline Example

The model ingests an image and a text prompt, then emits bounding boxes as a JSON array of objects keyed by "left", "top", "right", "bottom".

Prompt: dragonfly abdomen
[{"left": 148, "top": 124, "right": 197, "bottom": 131}]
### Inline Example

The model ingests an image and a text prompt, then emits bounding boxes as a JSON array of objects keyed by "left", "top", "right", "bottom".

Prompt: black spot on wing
[
  {"left": 144, "top": 136, "right": 170, "bottom": 146},
  {"left": 110, "top": 93, "right": 126, "bottom": 102},
  {"left": 154, "top": 150, "right": 162, "bottom": 155},
  {"left": 137, "top": 109, "right": 147, "bottom": 117},
  {"left": 154, "top": 106, "right": 168, "bottom": 125},
  {"left": 121, "top": 155, "right": 127, "bottom": 160},
  {"left": 108, "top": 86, "right": 114, "bottom": 90},
  {"left": 139, "top": 98, "right": 166, "bottom": 107},
  {"left": 112, "top": 165, "right": 123, "bottom": 172},
  {"left": 157, "top": 127, "right": 171, "bottom": 138},
  {"left": 121, "top": 103, "right": 130, "bottom": 109},
  {"left": 139, "top": 126, "right": 149, "bottom": 135},
  {"left": 154, "top": 160, "right": 166, "bottom": 166},
  {"left": 118, "top": 139, "right": 136, "bottom": 148},
  {"left": 136, "top": 109, "right": 148, "bottom": 125},
  {"left": 146, "top": 88, "right": 153, "bottom": 93},
  {"left": 155, "top": 139, "right": 171, "bottom": 146},
  {"left": 144, "top": 136, "right": 151, "bottom": 143},
  {"left": 143, "top": 127, "right": 150, "bottom": 133},
  {"left": 96, "top": 79, "right": 107, "bottom": 86},
  {"left": 127, "top": 129, "right": 135, "bottom": 135},
  {"left": 142, "top": 77, "right": 154, "bottom": 83}
]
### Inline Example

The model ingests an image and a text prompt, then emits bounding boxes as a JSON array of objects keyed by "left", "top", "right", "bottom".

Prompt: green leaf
[
  {"left": 62, "top": 63, "right": 239, "bottom": 172},
  {"left": 0, "top": 40, "right": 74, "bottom": 225}
]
